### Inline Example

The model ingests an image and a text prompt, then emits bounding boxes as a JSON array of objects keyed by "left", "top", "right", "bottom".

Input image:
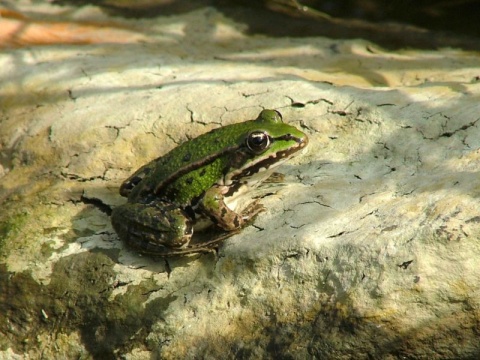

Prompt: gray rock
[{"left": 1, "top": 3, "right": 479, "bottom": 359}]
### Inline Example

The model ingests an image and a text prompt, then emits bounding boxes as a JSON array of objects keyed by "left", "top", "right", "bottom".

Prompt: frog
[{"left": 111, "top": 109, "right": 308, "bottom": 256}]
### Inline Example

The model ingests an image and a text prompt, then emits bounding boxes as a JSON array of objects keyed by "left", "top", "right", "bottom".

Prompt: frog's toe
[{"left": 241, "top": 200, "right": 266, "bottom": 222}]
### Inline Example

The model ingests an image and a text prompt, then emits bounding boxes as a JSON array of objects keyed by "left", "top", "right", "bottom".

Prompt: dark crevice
[
  {"left": 60, "top": 172, "right": 105, "bottom": 182},
  {"left": 80, "top": 193, "right": 112, "bottom": 216},
  {"left": 439, "top": 118, "right": 480, "bottom": 138},
  {"left": 398, "top": 260, "right": 414, "bottom": 270}
]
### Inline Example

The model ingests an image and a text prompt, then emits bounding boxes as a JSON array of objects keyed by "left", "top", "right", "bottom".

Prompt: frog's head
[{"left": 225, "top": 109, "right": 308, "bottom": 185}]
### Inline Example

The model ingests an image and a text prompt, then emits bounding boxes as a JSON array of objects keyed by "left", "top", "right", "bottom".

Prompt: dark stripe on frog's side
[
  {"left": 126, "top": 131, "right": 305, "bottom": 203},
  {"left": 172, "top": 133, "right": 306, "bottom": 201},
  {"left": 120, "top": 127, "right": 244, "bottom": 198},
  {"left": 152, "top": 144, "right": 243, "bottom": 196}
]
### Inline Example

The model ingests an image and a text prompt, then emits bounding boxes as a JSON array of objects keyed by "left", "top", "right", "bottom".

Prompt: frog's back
[{"left": 120, "top": 121, "right": 254, "bottom": 204}]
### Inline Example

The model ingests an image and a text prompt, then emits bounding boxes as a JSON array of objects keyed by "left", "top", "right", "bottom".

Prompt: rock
[{"left": 1, "top": 3, "right": 479, "bottom": 359}]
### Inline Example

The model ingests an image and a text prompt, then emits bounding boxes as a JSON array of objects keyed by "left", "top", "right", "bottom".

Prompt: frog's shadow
[
  {"left": 71, "top": 189, "right": 233, "bottom": 274},
  {"left": 118, "top": 244, "right": 219, "bottom": 274},
  {"left": 115, "top": 230, "right": 226, "bottom": 274}
]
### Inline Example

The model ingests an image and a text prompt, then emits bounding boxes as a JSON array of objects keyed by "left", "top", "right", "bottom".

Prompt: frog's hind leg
[
  {"left": 156, "top": 229, "right": 241, "bottom": 257},
  {"left": 111, "top": 201, "right": 193, "bottom": 255}
]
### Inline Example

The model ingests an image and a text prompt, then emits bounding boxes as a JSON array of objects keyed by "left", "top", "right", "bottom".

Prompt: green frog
[{"left": 111, "top": 109, "right": 308, "bottom": 256}]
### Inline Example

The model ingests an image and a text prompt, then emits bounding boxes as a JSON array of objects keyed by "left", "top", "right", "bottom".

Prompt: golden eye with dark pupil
[{"left": 246, "top": 131, "right": 270, "bottom": 153}]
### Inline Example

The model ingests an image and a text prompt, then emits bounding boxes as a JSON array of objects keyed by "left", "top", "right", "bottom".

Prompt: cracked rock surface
[{"left": 1, "top": 3, "right": 480, "bottom": 359}]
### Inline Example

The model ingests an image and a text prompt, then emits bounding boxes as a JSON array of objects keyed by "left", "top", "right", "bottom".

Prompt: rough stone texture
[{"left": 1, "top": 2, "right": 480, "bottom": 360}]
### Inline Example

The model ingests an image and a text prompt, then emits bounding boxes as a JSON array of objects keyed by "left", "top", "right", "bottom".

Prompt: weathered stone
[{"left": 1, "top": 2, "right": 479, "bottom": 359}]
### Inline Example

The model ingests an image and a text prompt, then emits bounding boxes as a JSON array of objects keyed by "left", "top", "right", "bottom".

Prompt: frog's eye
[
  {"left": 257, "top": 109, "right": 283, "bottom": 124},
  {"left": 246, "top": 131, "right": 270, "bottom": 153}
]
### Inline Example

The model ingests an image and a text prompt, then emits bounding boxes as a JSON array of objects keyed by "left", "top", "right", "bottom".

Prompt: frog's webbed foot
[
  {"left": 240, "top": 199, "right": 266, "bottom": 224},
  {"left": 264, "top": 171, "right": 285, "bottom": 183},
  {"left": 152, "top": 230, "right": 240, "bottom": 257}
]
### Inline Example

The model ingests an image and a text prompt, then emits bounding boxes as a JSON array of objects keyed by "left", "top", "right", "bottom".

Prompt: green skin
[{"left": 111, "top": 110, "right": 308, "bottom": 256}]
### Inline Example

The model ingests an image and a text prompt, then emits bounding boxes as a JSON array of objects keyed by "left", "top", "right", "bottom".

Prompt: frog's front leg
[
  {"left": 199, "top": 185, "right": 265, "bottom": 231},
  {"left": 111, "top": 200, "right": 193, "bottom": 254}
]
